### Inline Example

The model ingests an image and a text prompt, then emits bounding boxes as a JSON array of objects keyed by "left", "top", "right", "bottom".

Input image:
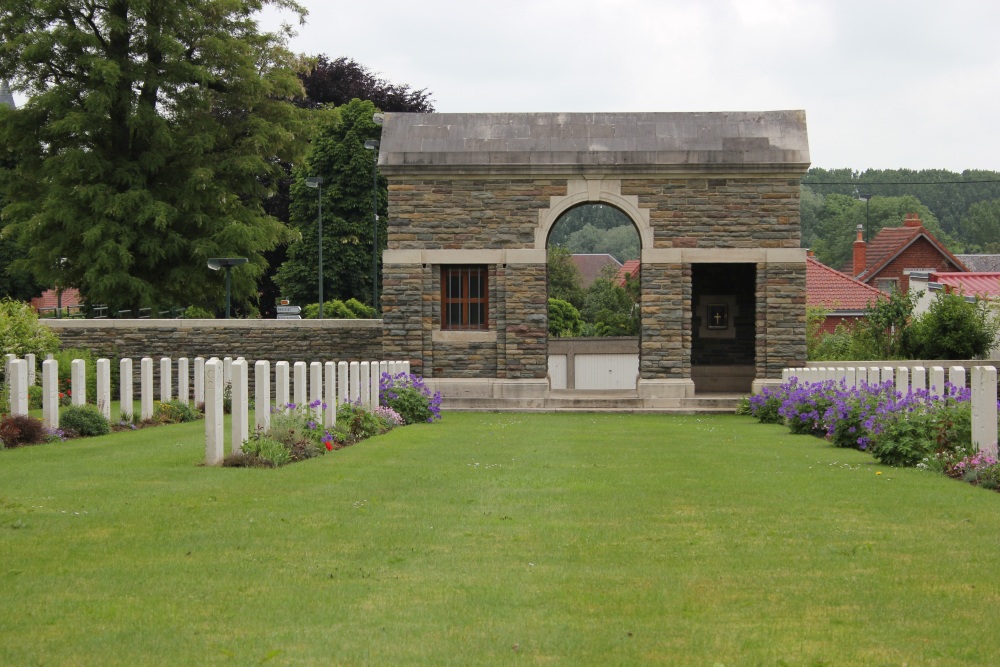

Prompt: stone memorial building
[{"left": 378, "top": 111, "right": 809, "bottom": 408}]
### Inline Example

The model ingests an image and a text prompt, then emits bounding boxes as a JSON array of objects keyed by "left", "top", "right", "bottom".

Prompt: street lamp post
[
  {"left": 858, "top": 193, "right": 872, "bottom": 242},
  {"left": 363, "top": 140, "right": 379, "bottom": 313},
  {"left": 207, "top": 257, "right": 248, "bottom": 318},
  {"left": 305, "top": 177, "right": 324, "bottom": 318}
]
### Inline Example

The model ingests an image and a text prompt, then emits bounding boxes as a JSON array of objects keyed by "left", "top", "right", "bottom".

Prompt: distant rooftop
[{"left": 378, "top": 111, "right": 810, "bottom": 175}]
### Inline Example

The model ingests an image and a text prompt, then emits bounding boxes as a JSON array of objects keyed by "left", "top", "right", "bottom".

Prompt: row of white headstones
[
  {"left": 783, "top": 364, "right": 999, "bottom": 457},
  {"left": 4, "top": 354, "right": 410, "bottom": 465}
]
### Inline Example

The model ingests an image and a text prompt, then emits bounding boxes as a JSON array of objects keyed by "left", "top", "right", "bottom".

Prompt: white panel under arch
[
  {"left": 548, "top": 355, "right": 568, "bottom": 390},
  {"left": 574, "top": 354, "right": 639, "bottom": 390}
]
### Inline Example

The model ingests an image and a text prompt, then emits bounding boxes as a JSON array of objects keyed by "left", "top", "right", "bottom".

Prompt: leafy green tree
[
  {"left": 561, "top": 223, "right": 639, "bottom": 262},
  {"left": 959, "top": 199, "right": 1000, "bottom": 253},
  {"left": 297, "top": 56, "right": 434, "bottom": 112},
  {"left": 904, "top": 291, "right": 998, "bottom": 359},
  {"left": 547, "top": 246, "right": 585, "bottom": 309},
  {"left": 0, "top": 0, "right": 308, "bottom": 313},
  {"left": 547, "top": 298, "right": 583, "bottom": 337},
  {"left": 275, "top": 99, "right": 386, "bottom": 307},
  {"left": 809, "top": 194, "right": 950, "bottom": 271},
  {"left": 0, "top": 297, "right": 60, "bottom": 361},
  {"left": 581, "top": 278, "right": 639, "bottom": 337}
]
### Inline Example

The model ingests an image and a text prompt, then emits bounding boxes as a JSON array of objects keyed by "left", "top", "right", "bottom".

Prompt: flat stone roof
[{"left": 378, "top": 111, "right": 809, "bottom": 175}]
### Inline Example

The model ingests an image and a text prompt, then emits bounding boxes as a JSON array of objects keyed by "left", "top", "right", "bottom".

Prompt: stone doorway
[{"left": 691, "top": 263, "right": 756, "bottom": 393}]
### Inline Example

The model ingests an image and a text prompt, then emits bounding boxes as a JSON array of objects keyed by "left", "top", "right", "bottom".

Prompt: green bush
[
  {"left": 302, "top": 298, "right": 377, "bottom": 319},
  {"left": 379, "top": 372, "right": 442, "bottom": 425},
  {"left": 28, "top": 385, "right": 43, "bottom": 410},
  {"left": 154, "top": 400, "right": 200, "bottom": 424},
  {"left": 869, "top": 401, "right": 971, "bottom": 467},
  {"left": 343, "top": 298, "right": 376, "bottom": 318},
  {"left": 904, "top": 291, "right": 998, "bottom": 359},
  {"left": 334, "top": 402, "right": 387, "bottom": 442},
  {"left": 181, "top": 305, "right": 215, "bottom": 319},
  {"left": 548, "top": 298, "right": 583, "bottom": 337},
  {"left": 0, "top": 298, "right": 60, "bottom": 366},
  {"left": 241, "top": 436, "right": 291, "bottom": 467},
  {"left": 60, "top": 404, "right": 110, "bottom": 437}
]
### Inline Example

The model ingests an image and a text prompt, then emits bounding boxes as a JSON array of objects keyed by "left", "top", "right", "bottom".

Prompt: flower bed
[{"left": 744, "top": 377, "right": 998, "bottom": 491}]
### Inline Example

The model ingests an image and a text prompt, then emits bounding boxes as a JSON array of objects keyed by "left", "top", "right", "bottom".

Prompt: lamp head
[
  {"left": 207, "top": 257, "right": 248, "bottom": 271},
  {"left": 364, "top": 140, "right": 379, "bottom": 150},
  {"left": 305, "top": 176, "right": 323, "bottom": 189}
]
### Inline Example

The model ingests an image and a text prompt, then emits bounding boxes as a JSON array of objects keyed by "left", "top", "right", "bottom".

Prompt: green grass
[{"left": 2, "top": 412, "right": 1000, "bottom": 665}]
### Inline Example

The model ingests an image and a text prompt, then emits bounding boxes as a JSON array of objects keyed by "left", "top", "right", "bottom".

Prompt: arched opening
[{"left": 545, "top": 203, "right": 642, "bottom": 391}]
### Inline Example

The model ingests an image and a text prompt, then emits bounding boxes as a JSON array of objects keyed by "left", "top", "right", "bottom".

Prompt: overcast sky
[{"left": 257, "top": 0, "right": 1000, "bottom": 172}]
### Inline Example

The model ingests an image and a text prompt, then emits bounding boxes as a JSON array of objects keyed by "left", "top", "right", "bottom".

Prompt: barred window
[{"left": 441, "top": 266, "right": 488, "bottom": 330}]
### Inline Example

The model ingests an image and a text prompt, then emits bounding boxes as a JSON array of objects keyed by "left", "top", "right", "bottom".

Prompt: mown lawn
[{"left": 2, "top": 412, "right": 999, "bottom": 665}]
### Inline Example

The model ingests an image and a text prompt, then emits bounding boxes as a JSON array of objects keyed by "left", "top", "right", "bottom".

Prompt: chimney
[
  {"left": 904, "top": 212, "right": 922, "bottom": 228},
  {"left": 853, "top": 224, "right": 866, "bottom": 276}
]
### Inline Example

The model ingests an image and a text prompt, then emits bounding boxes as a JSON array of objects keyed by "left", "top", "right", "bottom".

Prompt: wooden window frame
[{"left": 441, "top": 265, "right": 489, "bottom": 330}]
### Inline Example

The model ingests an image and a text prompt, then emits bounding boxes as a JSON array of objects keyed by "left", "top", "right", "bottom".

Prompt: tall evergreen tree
[{"left": 0, "top": 0, "right": 309, "bottom": 313}]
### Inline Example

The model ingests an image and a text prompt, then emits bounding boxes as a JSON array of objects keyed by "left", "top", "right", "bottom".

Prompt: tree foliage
[
  {"left": 904, "top": 291, "right": 998, "bottom": 360},
  {"left": 0, "top": 297, "right": 60, "bottom": 360},
  {"left": 547, "top": 298, "right": 583, "bottom": 338},
  {"left": 547, "top": 246, "right": 584, "bottom": 309},
  {"left": 297, "top": 55, "right": 433, "bottom": 112},
  {"left": 275, "top": 99, "right": 386, "bottom": 307},
  {"left": 548, "top": 204, "right": 639, "bottom": 262},
  {"left": 0, "top": 0, "right": 309, "bottom": 313},
  {"left": 959, "top": 199, "right": 1000, "bottom": 253}
]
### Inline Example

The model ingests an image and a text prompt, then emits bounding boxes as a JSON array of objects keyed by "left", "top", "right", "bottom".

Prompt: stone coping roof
[
  {"left": 378, "top": 111, "right": 810, "bottom": 175},
  {"left": 807, "top": 257, "right": 884, "bottom": 311}
]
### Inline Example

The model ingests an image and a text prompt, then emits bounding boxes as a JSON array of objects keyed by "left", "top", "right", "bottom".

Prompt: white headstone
[
  {"left": 160, "top": 357, "right": 172, "bottom": 404},
  {"left": 370, "top": 361, "right": 380, "bottom": 410},
  {"left": 177, "top": 358, "right": 189, "bottom": 405},
  {"left": 141, "top": 357, "right": 154, "bottom": 419},
  {"left": 96, "top": 358, "right": 111, "bottom": 420},
  {"left": 193, "top": 357, "right": 205, "bottom": 407},
  {"left": 973, "top": 366, "right": 998, "bottom": 457},
  {"left": 9, "top": 359, "right": 28, "bottom": 415},
  {"left": 897, "top": 366, "right": 910, "bottom": 395},
  {"left": 231, "top": 359, "right": 248, "bottom": 455},
  {"left": 360, "top": 362, "right": 371, "bottom": 409},
  {"left": 349, "top": 361, "right": 360, "bottom": 403},
  {"left": 949, "top": 366, "right": 966, "bottom": 396},
  {"left": 25, "top": 353, "right": 35, "bottom": 386},
  {"left": 338, "top": 361, "right": 349, "bottom": 405},
  {"left": 881, "top": 366, "right": 894, "bottom": 389},
  {"left": 204, "top": 358, "right": 225, "bottom": 465},
  {"left": 293, "top": 361, "right": 307, "bottom": 408},
  {"left": 912, "top": 366, "right": 927, "bottom": 393},
  {"left": 310, "top": 362, "right": 323, "bottom": 421},
  {"left": 42, "top": 359, "right": 58, "bottom": 429},
  {"left": 275, "top": 361, "right": 290, "bottom": 409},
  {"left": 71, "top": 359, "right": 86, "bottom": 406},
  {"left": 223, "top": 356, "right": 233, "bottom": 392},
  {"left": 120, "top": 358, "right": 134, "bottom": 419},
  {"left": 401, "top": 360, "right": 410, "bottom": 376},
  {"left": 324, "top": 361, "right": 337, "bottom": 428},
  {"left": 254, "top": 360, "right": 270, "bottom": 433},
  {"left": 845, "top": 367, "right": 857, "bottom": 390},
  {"left": 929, "top": 367, "right": 945, "bottom": 397}
]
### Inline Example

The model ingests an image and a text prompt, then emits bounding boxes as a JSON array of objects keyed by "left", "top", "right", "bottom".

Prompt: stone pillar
[
  {"left": 255, "top": 360, "right": 270, "bottom": 433},
  {"left": 275, "top": 361, "right": 290, "bottom": 409},
  {"left": 972, "top": 366, "right": 998, "bottom": 457},
  {"left": 96, "top": 358, "right": 111, "bottom": 420},
  {"left": 159, "top": 357, "right": 172, "bottom": 404},
  {"left": 177, "top": 358, "right": 189, "bottom": 406},
  {"left": 25, "top": 353, "right": 35, "bottom": 386},
  {"left": 349, "top": 361, "right": 360, "bottom": 403},
  {"left": 120, "top": 358, "right": 134, "bottom": 418},
  {"left": 141, "top": 357, "right": 154, "bottom": 420},
  {"left": 381, "top": 262, "right": 426, "bottom": 374},
  {"left": 231, "top": 359, "right": 248, "bottom": 455},
  {"left": 324, "top": 362, "right": 337, "bottom": 428},
  {"left": 293, "top": 361, "right": 307, "bottom": 408},
  {"left": 193, "top": 357, "right": 205, "bottom": 407},
  {"left": 360, "top": 362, "right": 371, "bottom": 409},
  {"left": 639, "top": 262, "right": 693, "bottom": 398},
  {"left": 338, "top": 361, "right": 349, "bottom": 404},
  {"left": 754, "top": 262, "right": 807, "bottom": 387},
  {"left": 204, "top": 358, "right": 225, "bottom": 466},
  {"left": 310, "top": 361, "right": 323, "bottom": 420},
  {"left": 42, "top": 359, "right": 58, "bottom": 429},
  {"left": 9, "top": 359, "right": 28, "bottom": 415}
]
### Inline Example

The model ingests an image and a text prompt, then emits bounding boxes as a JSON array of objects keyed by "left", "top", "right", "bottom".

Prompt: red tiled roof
[
  {"left": 571, "top": 254, "right": 622, "bottom": 288},
  {"left": 931, "top": 272, "right": 1000, "bottom": 299},
  {"left": 30, "top": 289, "right": 82, "bottom": 311},
  {"left": 807, "top": 257, "right": 884, "bottom": 311},
  {"left": 855, "top": 217, "right": 967, "bottom": 279},
  {"left": 616, "top": 260, "right": 640, "bottom": 287}
]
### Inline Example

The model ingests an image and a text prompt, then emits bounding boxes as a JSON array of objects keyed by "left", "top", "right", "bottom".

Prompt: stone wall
[
  {"left": 44, "top": 319, "right": 384, "bottom": 366},
  {"left": 640, "top": 263, "right": 690, "bottom": 379},
  {"left": 756, "top": 263, "right": 807, "bottom": 380},
  {"left": 623, "top": 177, "right": 802, "bottom": 249}
]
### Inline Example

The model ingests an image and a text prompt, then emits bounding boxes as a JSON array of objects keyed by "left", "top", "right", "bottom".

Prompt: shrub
[
  {"left": 747, "top": 384, "right": 787, "bottom": 424},
  {"left": 28, "top": 385, "right": 43, "bottom": 410},
  {"left": 60, "top": 404, "right": 111, "bottom": 437},
  {"left": 335, "top": 402, "right": 387, "bottom": 442},
  {"left": 867, "top": 385, "right": 971, "bottom": 467},
  {"left": 303, "top": 298, "right": 376, "bottom": 320},
  {"left": 181, "top": 305, "right": 215, "bottom": 319},
  {"left": 904, "top": 290, "right": 999, "bottom": 360},
  {"left": 379, "top": 372, "right": 442, "bottom": 424},
  {"left": 0, "top": 298, "right": 60, "bottom": 365},
  {"left": 236, "top": 401, "right": 330, "bottom": 467},
  {"left": 0, "top": 413, "right": 49, "bottom": 448},
  {"left": 154, "top": 400, "right": 200, "bottom": 424},
  {"left": 548, "top": 298, "right": 583, "bottom": 337},
  {"left": 241, "top": 436, "right": 292, "bottom": 467}
]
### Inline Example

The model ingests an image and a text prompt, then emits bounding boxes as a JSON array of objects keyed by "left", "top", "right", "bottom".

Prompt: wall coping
[{"left": 43, "top": 319, "right": 383, "bottom": 330}]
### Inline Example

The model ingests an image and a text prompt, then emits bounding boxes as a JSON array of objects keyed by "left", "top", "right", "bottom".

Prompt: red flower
[{"left": 324, "top": 440, "right": 333, "bottom": 451}]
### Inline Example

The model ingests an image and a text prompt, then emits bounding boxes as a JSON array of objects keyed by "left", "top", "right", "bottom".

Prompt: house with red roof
[
  {"left": 807, "top": 255, "right": 885, "bottom": 334},
  {"left": 615, "top": 259, "right": 640, "bottom": 287},
  {"left": 909, "top": 271, "right": 1000, "bottom": 313},
  {"left": 30, "top": 288, "right": 83, "bottom": 317},
  {"left": 847, "top": 213, "right": 967, "bottom": 294},
  {"left": 570, "top": 254, "right": 622, "bottom": 289}
]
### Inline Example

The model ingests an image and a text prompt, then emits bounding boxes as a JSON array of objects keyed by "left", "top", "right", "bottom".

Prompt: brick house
[
  {"left": 570, "top": 254, "right": 621, "bottom": 289},
  {"left": 806, "top": 256, "right": 884, "bottom": 335},
  {"left": 848, "top": 213, "right": 967, "bottom": 293},
  {"left": 377, "top": 111, "right": 810, "bottom": 404},
  {"left": 616, "top": 260, "right": 641, "bottom": 288}
]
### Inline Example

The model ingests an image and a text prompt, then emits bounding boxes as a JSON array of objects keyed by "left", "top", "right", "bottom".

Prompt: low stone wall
[{"left": 43, "top": 319, "right": 384, "bottom": 365}]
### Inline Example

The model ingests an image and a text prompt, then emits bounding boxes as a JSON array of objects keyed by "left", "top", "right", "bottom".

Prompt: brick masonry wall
[
  {"left": 868, "top": 237, "right": 963, "bottom": 294},
  {"left": 387, "top": 180, "right": 568, "bottom": 250},
  {"left": 621, "top": 177, "right": 801, "bottom": 249},
  {"left": 382, "top": 263, "right": 428, "bottom": 375},
  {"left": 502, "top": 263, "right": 548, "bottom": 379},
  {"left": 756, "top": 263, "right": 807, "bottom": 379},
  {"left": 640, "top": 263, "right": 691, "bottom": 379}
]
